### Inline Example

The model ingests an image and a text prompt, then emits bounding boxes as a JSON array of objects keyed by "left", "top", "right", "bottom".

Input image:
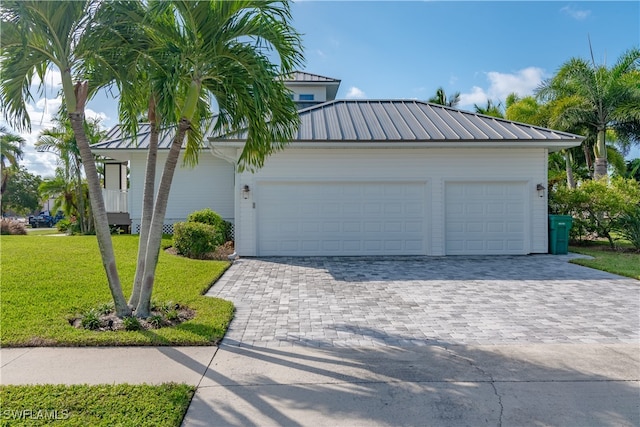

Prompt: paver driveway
[{"left": 206, "top": 255, "right": 639, "bottom": 348}]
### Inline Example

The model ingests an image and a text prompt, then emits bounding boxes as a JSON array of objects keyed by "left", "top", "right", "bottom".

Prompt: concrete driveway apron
[{"left": 184, "top": 255, "right": 640, "bottom": 427}]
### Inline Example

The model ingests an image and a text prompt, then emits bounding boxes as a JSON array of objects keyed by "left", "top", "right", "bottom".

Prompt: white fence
[{"left": 102, "top": 189, "right": 128, "bottom": 213}]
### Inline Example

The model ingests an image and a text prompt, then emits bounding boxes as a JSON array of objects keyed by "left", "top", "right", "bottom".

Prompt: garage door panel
[
  {"left": 446, "top": 182, "right": 527, "bottom": 255},
  {"left": 258, "top": 182, "right": 426, "bottom": 256}
]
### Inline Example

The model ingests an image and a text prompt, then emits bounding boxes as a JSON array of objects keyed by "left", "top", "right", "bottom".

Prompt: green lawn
[
  {"left": 0, "top": 235, "right": 234, "bottom": 346},
  {"left": 570, "top": 243, "right": 640, "bottom": 280},
  {"left": 0, "top": 383, "right": 194, "bottom": 427}
]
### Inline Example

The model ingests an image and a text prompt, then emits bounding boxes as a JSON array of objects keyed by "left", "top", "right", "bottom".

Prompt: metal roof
[
  {"left": 92, "top": 100, "right": 583, "bottom": 153},
  {"left": 93, "top": 120, "right": 217, "bottom": 150},
  {"left": 212, "top": 100, "right": 584, "bottom": 144},
  {"left": 283, "top": 71, "right": 341, "bottom": 83}
]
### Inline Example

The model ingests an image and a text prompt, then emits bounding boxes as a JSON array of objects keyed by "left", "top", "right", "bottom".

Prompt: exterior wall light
[
  {"left": 242, "top": 184, "right": 251, "bottom": 199},
  {"left": 536, "top": 183, "right": 546, "bottom": 198}
]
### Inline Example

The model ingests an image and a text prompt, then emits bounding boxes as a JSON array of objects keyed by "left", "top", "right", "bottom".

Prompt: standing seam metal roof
[{"left": 92, "top": 99, "right": 583, "bottom": 150}]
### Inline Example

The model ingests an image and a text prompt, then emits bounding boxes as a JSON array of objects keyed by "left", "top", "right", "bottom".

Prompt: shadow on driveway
[{"left": 163, "top": 330, "right": 640, "bottom": 427}]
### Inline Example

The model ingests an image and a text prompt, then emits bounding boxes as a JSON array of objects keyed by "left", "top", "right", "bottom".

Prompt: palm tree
[
  {"left": 428, "top": 87, "right": 460, "bottom": 108},
  {"left": 91, "top": 0, "right": 304, "bottom": 317},
  {"left": 474, "top": 100, "right": 504, "bottom": 118},
  {"left": 537, "top": 47, "right": 640, "bottom": 179},
  {"left": 0, "top": 126, "right": 25, "bottom": 197},
  {"left": 35, "top": 115, "right": 104, "bottom": 233},
  {"left": 0, "top": 1, "right": 131, "bottom": 316}
]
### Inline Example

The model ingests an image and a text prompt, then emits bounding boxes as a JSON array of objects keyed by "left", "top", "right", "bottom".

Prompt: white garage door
[
  {"left": 445, "top": 182, "right": 527, "bottom": 255},
  {"left": 257, "top": 182, "right": 427, "bottom": 256}
]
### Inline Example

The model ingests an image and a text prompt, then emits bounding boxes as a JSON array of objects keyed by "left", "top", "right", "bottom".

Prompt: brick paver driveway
[{"left": 206, "top": 255, "right": 639, "bottom": 348}]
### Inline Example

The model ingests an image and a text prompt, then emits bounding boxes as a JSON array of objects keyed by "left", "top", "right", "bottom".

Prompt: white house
[{"left": 92, "top": 72, "right": 583, "bottom": 256}]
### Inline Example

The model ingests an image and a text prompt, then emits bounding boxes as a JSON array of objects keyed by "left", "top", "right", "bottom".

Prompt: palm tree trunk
[
  {"left": 74, "top": 159, "right": 87, "bottom": 234},
  {"left": 135, "top": 118, "right": 190, "bottom": 317},
  {"left": 129, "top": 99, "right": 159, "bottom": 307},
  {"left": 565, "top": 150, "right": 575, "bottom": 189},
  {"left": 593, "top": 129, "right": 608, "bottom": 179},
  {"left": 68, "top": 84, "right": 131, "bottom": 317}
]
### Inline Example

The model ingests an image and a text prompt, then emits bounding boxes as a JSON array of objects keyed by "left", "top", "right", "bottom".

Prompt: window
[{"left": 298, "top": 94, "right": 314, "bottom": 101}]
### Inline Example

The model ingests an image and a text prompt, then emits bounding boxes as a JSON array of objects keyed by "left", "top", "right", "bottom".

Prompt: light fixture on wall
[
  {"left": 242, "top": 184, "right": 250, "bottom": 199},
  {"left": 536, "top": 183, "right": 546, "bottom": 198}
]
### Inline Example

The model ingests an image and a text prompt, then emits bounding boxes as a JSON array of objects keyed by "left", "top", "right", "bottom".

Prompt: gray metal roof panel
[
  {"left": 284, "top": 71, "right": 341, "bottom": 83},
  {"left": 94, "top": 100, "right": 583, "bottom": 150}
]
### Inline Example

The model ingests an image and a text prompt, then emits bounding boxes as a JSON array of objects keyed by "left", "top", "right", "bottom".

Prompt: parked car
[{"left": 28, "top": 211, "right": 64, "bottom": 228}]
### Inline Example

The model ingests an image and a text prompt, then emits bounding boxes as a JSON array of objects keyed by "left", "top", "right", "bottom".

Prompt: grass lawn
[
  {"left": 0, "top": 234, "right": 234, "bottom": 346},
  {"left": 0, "top": 383, "right": 194, "bottom": 427},
  {"left": 570, "top": 241, "right": 640, "bottom": 280}
]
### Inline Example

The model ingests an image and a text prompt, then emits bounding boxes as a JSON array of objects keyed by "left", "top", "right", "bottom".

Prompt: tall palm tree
[
  {"left": 537, "top": 47, "right": 640, "bottom": 179},
  {"left": 428, "top": 87, "right": 460, "bottom": 108},
  {"left": 91, "top": 0, "right": 304, "bottom": 316},
  {"left": 0, "top": 126, "right": 25, "bottom": 197},
  {"left": 0, "top": 1, "right": 131, "bottom": 316}
]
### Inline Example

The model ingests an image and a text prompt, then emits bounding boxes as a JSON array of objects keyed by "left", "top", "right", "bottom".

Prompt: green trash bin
[{"left": 548, "top": 215, "right": 573, "bottom": 255}]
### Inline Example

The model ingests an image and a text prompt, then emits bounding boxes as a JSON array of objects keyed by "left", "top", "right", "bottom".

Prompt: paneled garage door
[
  {"left": 445, "top": 182, "right": 528, "bottom": 255},
  {"left": 257, "top": 181, "right": 427, "bottom": 256}
]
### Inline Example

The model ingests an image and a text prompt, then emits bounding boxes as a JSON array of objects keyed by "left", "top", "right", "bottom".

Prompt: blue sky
[{"left": 10, "top": 1, "right": 640, "bottom": 177}]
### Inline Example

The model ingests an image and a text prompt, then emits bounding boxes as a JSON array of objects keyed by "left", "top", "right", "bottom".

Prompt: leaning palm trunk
[
  {"left": 130, "top": 99, "right": 159, "bottom": 307},
  {"left": 135, "top": 118, "right": 190, "bottom": 317},
  {"left": 68, "top": 84, "right": 131, "bottom": 318}
]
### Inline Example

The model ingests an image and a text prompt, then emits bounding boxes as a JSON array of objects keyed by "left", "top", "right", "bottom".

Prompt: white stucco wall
[
  {"left": 128, "top": 152, "right": 235, "bottom": 233},
  {"left": 235, "top": 147, "right": 549, "bottom": 256}
]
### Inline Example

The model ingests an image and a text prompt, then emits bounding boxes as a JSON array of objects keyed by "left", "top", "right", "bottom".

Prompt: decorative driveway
[{"left": 206, "top": 255, "right": 639, "bottom": 348}]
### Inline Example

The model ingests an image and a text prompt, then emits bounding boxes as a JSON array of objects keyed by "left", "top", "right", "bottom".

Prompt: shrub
[
  {"left": 549, "top": 177, "right": 640, "bottom": 247},
  {"left": 186, "top": 208, "right": 232, "bottom": 241},
  {"left": 0, "top": 218, "right": 27, "bottom": 235},
  {"left": 56, "top": 218, "right": 71, "bottom": 233},
  {"left": 616, "top": 206, "right": 640, "bottom": 249},
  {"left": 173, "top": 222, "right": 220, "bottom": 259}
]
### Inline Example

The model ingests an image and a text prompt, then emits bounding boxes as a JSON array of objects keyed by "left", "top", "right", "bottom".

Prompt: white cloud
[
  {"left": 346, "top": 86, "right": 366, "bottom": 99},
  {"left": 459, "top": 86, "right": 488, "bottom": 108},
  {"left": 32, "top": 68, "right": 63, "bottom": 89},
  {"left": 458, "top": 67, "right": 546, "bottom": 109},
  {"left": 486, "top": 67, "right": 545, "bottom": 100},
  {"left": 560, "top": 5, "right": 591, "bottom": 21}
]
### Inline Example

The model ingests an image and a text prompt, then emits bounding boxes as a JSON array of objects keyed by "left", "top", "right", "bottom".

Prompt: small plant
[
  {"left": 122, "top": 316, "right": 142, "bottom": 331},
  {"left": 152, "top": 300, "right": 174, "bottom": 314},
  {"left": 80, "top": 308, "right": 101, "bottom": 330},
  {"left": 147, "top": 314, "right": 164, "bottom": 328},
  {"left": 0, "top": 218, "right": 27, "bottom": 235},
  {"left": 166, "top": 310, "right": 180, "bottom": 322},
  {"left": 95, "top": 302, "right": 114, "bottom": 316}
]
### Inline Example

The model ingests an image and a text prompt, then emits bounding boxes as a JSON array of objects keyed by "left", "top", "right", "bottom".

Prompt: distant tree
[
  {"left": 2, "top": 166, "right": 41, "bottom": 215},
  {"left": 36, "top": 115, "right": 105, "bottom": 233},
  {"left": 537, "top": 46, "right": 640, "bottom": 179},
  {"left": 0, "top": 126, "right": 25, "bottom": 197},
  {"left": 474, "top": 100, "right": 504, "bottom": 118},
  {"left": 428, "top": 87, "right": 460, "bottom": 108}
]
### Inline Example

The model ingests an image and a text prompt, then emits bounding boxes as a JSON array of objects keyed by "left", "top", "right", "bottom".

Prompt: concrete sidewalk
[{"left": 2, "top": 343, "right": 639, "bottom": 426}]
